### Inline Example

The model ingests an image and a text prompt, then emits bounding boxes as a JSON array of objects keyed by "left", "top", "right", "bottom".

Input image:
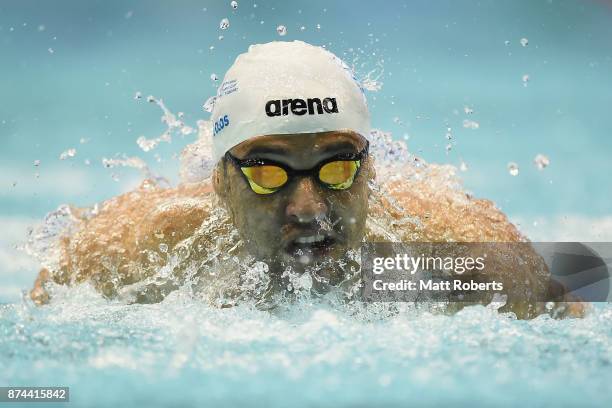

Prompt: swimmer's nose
[{"left": 285, "top": 177, "right": 328, "bottom": 224}]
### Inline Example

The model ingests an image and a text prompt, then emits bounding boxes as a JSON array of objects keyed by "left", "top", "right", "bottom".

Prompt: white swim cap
[{"left": 210, "top": 41, "right": 370, "bottom": 162}]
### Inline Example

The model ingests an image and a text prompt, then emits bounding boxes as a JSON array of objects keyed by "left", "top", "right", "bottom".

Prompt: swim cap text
[{"left": 265, "top": 97, "right": 338, "bottom": 117}]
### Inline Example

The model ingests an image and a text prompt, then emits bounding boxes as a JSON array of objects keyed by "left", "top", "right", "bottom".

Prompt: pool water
[{"left": 2, "top": 285, "right": 611, "bottom": 407}]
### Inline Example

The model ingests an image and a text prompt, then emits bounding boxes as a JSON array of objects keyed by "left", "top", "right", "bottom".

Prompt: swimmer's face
[{"left": 216, "top": 131, "right": 372, "bottom": 273}]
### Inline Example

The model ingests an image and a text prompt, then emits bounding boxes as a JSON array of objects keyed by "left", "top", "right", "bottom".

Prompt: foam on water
[{"left": 1, "top": 289, "right": 611, "bottom": 407}]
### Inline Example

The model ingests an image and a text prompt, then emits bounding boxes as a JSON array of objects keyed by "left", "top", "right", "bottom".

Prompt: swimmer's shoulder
[
  {"left": 70, "top": 179, "right": 214, "bottom": 243},
  {"left": 140, "top": 180, "right": 215, "bottom": 240},
  {"left": 58, "top": 180, "right": 215, "bottom": 283},
  {"left": 384, "top": 173, "right": 523, "bottom": 242}
]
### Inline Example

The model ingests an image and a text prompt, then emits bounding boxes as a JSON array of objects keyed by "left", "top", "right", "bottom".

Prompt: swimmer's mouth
[{"left": 285, "top": 233, "right": 336, "bottom": 256}]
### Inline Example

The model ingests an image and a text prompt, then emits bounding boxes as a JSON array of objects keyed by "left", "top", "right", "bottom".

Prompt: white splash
[
  {"left": 462, "top": 119, "right": 480, "bottom": 130},
  {"left": 359, "top": 60, "right": 384, "bottom": 92},
  {"left": 135, "top": 96, "right": 195, "bottom": 152},
  {"left": 59, "top": 148, "right": 76, "bottom": 160}
]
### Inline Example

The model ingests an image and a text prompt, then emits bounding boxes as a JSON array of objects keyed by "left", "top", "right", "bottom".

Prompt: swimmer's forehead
[{"left": 230, "top": 131, "right": 368, "bottom": 160}]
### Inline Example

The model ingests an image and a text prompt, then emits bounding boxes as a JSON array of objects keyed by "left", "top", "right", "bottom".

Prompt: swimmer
[{"left": 30, "top": 41, "right": 585, "bottom": 318}]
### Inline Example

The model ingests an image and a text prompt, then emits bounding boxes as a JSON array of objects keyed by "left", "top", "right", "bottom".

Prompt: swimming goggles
[{"left": 225, "top": 142, "right": 369, "bottom": 195}]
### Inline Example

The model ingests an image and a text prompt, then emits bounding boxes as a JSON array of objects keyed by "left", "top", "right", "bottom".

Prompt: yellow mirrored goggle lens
[
  {"left": 241, "top": 165, "right": 288, "bottom": 194},
  {"left": 319, "top": 160, "right": 360, "bottom": 190},
  {"left": 241, "top": 160, "right": 361, "bottom": 194}
]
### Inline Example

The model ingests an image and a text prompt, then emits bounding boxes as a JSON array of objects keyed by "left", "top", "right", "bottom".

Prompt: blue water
[
  {"left": 2, "top": 287, "right": 611, "bottom": 407},
  {"left": 1, "top": 1, "right": 612, "bottom": 407}
]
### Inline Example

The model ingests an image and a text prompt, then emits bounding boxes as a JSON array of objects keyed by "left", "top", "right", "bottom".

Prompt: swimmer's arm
[
  {"left": 385, "top": 178, "right": 587, "bottom": 318},
  {"left": 455, "top": 244, "right": 589, "bottom": 319}
]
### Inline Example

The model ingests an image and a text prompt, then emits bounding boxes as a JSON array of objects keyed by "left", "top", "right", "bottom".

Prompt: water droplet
[
  {"left": 463, "top": 106, "right": 474, "bottom": 114},
  {"left": 159, "top": 243, "right": 168, "bottom": 253},
  {"left": 445, "top": 143, "right": 452, "bottom": 153},
  {"left": 459, "top": 160, "right": 468, "bottom": 172},
  {"left": 59, "top": 148, "right": 76, "bottom": 160},
  {"left": 504, "top": 40, "right": 510, "bottom": 46},
  {"left": 276, "top": 25, "right": 287, "bottom": 36},
  {"left": 38, "top": 25, "right": 46, "bottom": 32},
  {"left": 146, "top": 95, "right": 155, "bottom": 103},
  {"left": 533, "top": 154, "right": 550, "bottom": 170},
  {"left": 316, "top": 24, "right": 321, "bottom": 30},
  {"left": 361, "top": 77, "right": 383, "bottom": 92},
  {"left": 520, "top": 37, "right": 529, "bottom": 47},
  {"left": 102, "top": 156, "right": 148, "bottom": 173},
  {"left": 487, "top": 293, "right": 508, "bottom": 310},
  {"left": 507, "top": 162, "right": 519, "bottom": 176},
  {"left": 47, "top": 47, "right": 54, "bottom": 54},
  {"left": 203, "top": 96, "right": 216, "bottom": 112},
  {"left": 298, "top": 254, "right": 311, "bottom": 265},
  {"left": 231, "top": 1, "right": 238, "bottom": 9},
  {"left": 134, "top": 91, "right": 142, "bottom": 100},
  {"left": 218, "top": 35, "right": 224, "bottom": 40},
  {"left": 219, "top": 18, "right": 230, "bottom": 30},
  {"left": 136, "top": 136, "right": 158, "bottom": 152},
  {"left": 462, "top": 119, "right": 480, "bottom": 130},
  {"left": 210, "top": 73, "right": 218, "bottom": 81},
  {"left": 33, "top": 160, "right": 40, "bottom": 167},
  {"left": 522, "top": 74, "right": 530, "bottom": 86},
  {"left": 84, "top": 159, "right": 91, "bottom": 166},
  {"left": 300, "top": 26, "right": 306, "bottom": 31},
  {"left": 111, "top": 173, "right": 120, "bottom": 182}
]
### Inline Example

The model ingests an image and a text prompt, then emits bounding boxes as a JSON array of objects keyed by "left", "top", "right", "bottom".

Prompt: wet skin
[{"left": 214, "top": 130, "right": 373, "bottom": 278}]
